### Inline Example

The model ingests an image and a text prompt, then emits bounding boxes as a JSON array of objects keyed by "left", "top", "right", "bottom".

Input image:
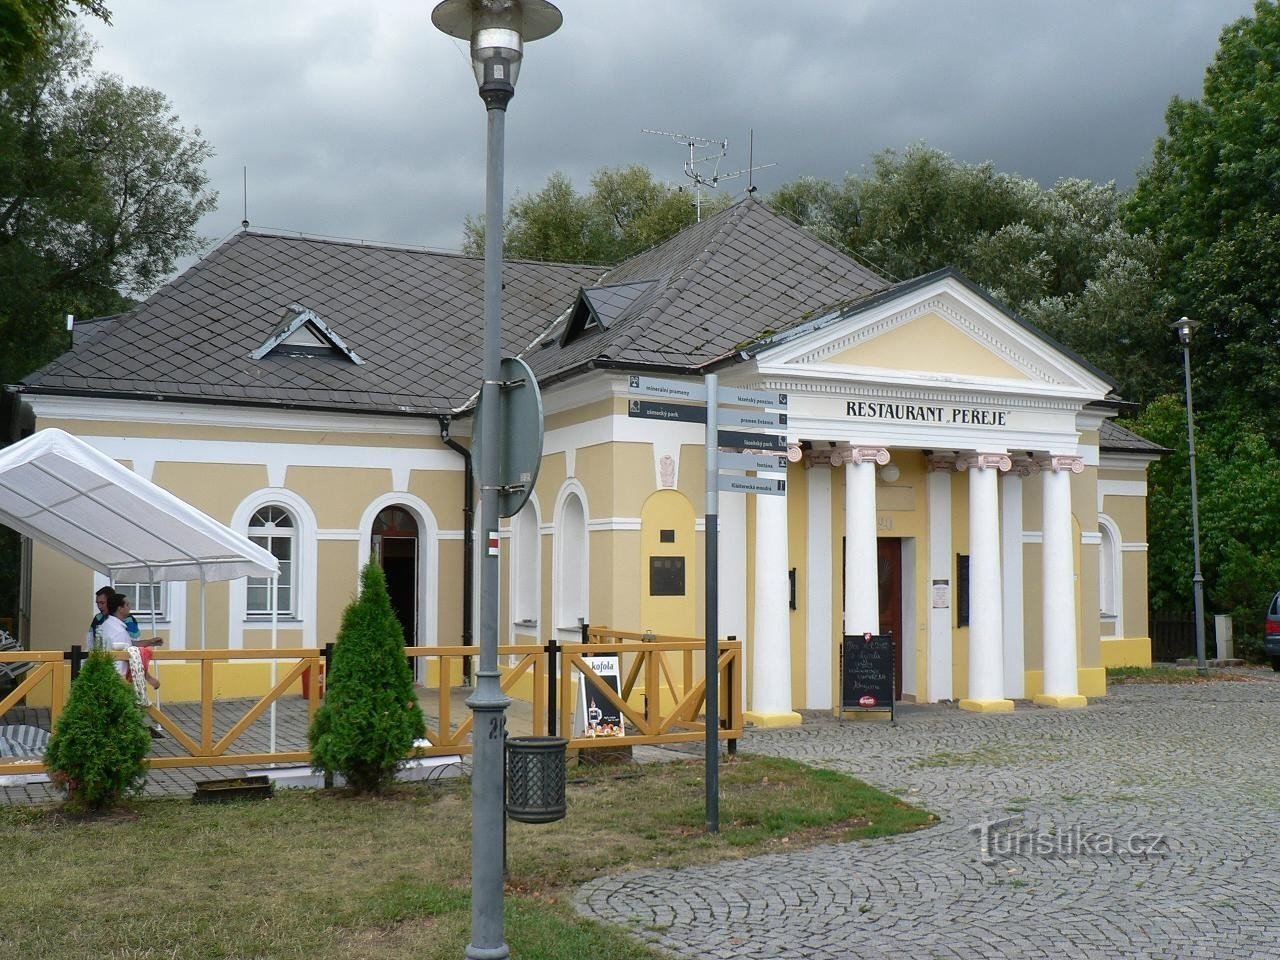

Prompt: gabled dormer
[
  {"left": 559, "top": 280, "right": 655, "bottom": 347},
  {"left": 249, "top": 304, "right": 365, "bottom": 364}
]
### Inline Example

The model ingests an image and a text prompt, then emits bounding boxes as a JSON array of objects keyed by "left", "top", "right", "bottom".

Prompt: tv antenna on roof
[{"left": 643, "top": 128, "right": 776, "bottom": 222}]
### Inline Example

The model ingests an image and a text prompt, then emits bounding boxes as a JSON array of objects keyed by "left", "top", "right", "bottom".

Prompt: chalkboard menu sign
[{"left": 841, "top": 632, "right": 895, "bottom": 719}]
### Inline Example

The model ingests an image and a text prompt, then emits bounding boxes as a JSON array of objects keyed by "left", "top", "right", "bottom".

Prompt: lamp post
[
  {"left": 1171, "top": 316, "right": 1208, "bottom": 676},
  {"left": 431, "top": 3, "right": 562, "bottom": 958}
]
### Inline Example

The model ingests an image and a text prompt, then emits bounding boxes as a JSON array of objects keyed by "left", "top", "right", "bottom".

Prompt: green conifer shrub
[
  {"left": 309, "top": 562, "right": 425, "bottom": 793},
  {"left": 44, "top": 650, "right": 150, "bottom": 810}
]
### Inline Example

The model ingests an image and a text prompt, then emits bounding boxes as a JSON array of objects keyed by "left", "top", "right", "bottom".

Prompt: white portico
[{"left": 734, "top": 269, "right": 1119, "bottom": 718}]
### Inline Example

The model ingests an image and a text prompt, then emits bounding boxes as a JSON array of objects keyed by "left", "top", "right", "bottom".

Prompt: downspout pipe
[{"left": 438, "top": 415, "right": 474, "bottom": 684}]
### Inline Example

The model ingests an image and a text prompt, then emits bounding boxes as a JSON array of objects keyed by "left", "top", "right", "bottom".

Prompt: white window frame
[
  {"left": 230, "top": 489, "right": 318, "bottom": 649},
  {"left": 112, "top": 581, "right": 168, "bottom": 620},
  {"left": 247, "top": 505, "right": 297, "bottom": 619}
]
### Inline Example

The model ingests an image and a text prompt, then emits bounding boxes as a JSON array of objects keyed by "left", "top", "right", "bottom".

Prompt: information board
[
  {"left": 840, "top": 632, "right": 895, "bottom": 719},
  {"left": 574, "top": 654, "right": 627, "bottom": 738}
]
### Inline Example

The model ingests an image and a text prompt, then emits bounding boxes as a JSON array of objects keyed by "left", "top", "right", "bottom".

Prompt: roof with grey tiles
[
  {"left": 1099, "top": 420, "right": 1167, "bottom": 454},
  {"left": 21, "top": 231, "right": 603, "bottom": 415},
  {"left": 525, "top": 195, "right": 889, "bottom": 382}
]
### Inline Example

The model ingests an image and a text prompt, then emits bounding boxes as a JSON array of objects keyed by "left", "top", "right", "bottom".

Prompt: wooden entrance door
[
  {"left": 842, "top": 535, "right": 905, "bottom": 701},
  {"left": 878, "top": 538, "right": 903, "bottom": 699}
]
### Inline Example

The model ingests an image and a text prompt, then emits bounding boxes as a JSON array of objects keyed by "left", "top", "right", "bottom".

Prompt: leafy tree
[
  {"left": 1125, "top": 396, "right": 1280, "bottom": 656},
  {"left": 44, "top": 650, "right": 150, "bottom": 810},
  {"left": 1124, "top": 0, "right": 1280, "bottom": 433},
  {"left": 0, "top": 24, "right": 216, "bottom": 387},
  {"left": 0, "top": 0, "right": 108, "bottom": 80},
  {"left": 771, "top": 146, "right": 1174, "bottom": 404},
  {"left": 309, "top": 562, "right": 426, "bottom": 794},
  {"left": 463, "top": 165, "right": 728, "bottom": 264}
]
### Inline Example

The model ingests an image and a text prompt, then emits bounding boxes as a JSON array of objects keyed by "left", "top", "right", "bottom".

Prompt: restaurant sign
[{"left": 845, "top": 400, "right": 1010, "bottom": 427}]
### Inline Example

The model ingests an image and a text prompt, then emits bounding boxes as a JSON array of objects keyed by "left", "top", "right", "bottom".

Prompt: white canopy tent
[{"left": 0, "top": 428, "right": 285, "bottom": 748}]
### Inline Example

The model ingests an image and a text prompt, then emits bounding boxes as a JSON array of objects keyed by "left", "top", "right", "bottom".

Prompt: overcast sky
[{"left": 83, "top": 1, "right": 1253, "bottom": 268}]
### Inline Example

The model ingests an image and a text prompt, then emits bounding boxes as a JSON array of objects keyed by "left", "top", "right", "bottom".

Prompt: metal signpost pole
[{"left": 704, "top": 372, "right": 719, "bottom": 834}]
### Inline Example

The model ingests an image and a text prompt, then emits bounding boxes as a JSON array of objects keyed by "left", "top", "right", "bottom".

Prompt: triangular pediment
[{"left": 754, "top": 271, "right": 1113, "bottom": 399}]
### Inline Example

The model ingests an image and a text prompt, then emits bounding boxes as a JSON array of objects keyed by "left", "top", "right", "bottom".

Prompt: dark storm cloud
[{"left": 83, "top": 0, "right": 1254, "bottom": 269}]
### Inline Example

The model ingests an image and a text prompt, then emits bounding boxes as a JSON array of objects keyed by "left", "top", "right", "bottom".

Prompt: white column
[
  {"left": 926, "top": 455, "right": 954, "bottom": 702},
  {"left": 718, "top": 483, "right": 748, "bottom": 710},
  {"left": 805, "top": 458, "right": 834, "bottom": 710},
  {"left": 1001, "top": 461, "right": 1033, "bottom": 699},
  {"left": 748, "top": 479, "right": 800, "bottom": 726},
  {"left": 959, "top": 452, "right": 1014, "bottom": 713},
  {"left": 841, "top": 445, "right": 888, "bottom": 635},
  {"left": 1037, "top": 455, "right": 1088, "bottom": 708}
]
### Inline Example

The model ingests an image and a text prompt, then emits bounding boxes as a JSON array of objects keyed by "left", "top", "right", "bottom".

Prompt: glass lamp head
[
  {"left": 1171, "top": 316, "right": 1198, "bottom": 344},
  {"left": 431, "top": 0, "right": 563, "bottom": 91}
]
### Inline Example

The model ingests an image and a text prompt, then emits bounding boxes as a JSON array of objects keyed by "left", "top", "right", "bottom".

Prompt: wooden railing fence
[{"left": 0, "top": 628, "right": 742, "bottom": 776}]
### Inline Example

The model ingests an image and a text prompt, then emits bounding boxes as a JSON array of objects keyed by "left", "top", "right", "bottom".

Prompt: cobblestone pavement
[{"left": 577, "top": 670, "right": 1280, "bottom": 960}]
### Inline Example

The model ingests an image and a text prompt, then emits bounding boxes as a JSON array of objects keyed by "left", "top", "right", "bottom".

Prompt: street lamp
[
  {"left": 431, "top": 3, "right": 562, "bottom": 959},
  {"left": 1171, "top": 316, "right": 1208, "bottom": 676}
]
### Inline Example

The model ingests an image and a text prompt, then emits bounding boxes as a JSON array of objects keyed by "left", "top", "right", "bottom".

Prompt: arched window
[
  {"left": 1098, "top": 514, "right": 1122, "bottom": 635},
  {"left": 248, "top": 505, "right": 296, "bottom": 617},
  {"left": 554, "top": 487, "right": 588, "bottom": 634},
  {"left": 511, "top": 500, "right": 540, "bottom": 632}
]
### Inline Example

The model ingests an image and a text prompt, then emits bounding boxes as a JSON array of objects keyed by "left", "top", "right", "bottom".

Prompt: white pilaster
[
  {"left": 958, "top": 452, "right": 1014, "bottom": 713},
  {"left": 840, "top": 445, "right": 888, "bottom": 636},
  {"left": 1001, "top": 461, "right": 1033, "bottom": 699},
  {"left": 1037, "top": 455, "right": 1088, "bottom": 708},
  {"left": 926, "top": 455, "right": 954, "bottom": 702},
  {"left": 805, "top": 462, "right": 834, "bottom": 710},
  {"left": 748, "top": 483, "right": 800, "bottom": 726},
  {"left": 718, "top": 485, "right": 748, "bottom": 708}
]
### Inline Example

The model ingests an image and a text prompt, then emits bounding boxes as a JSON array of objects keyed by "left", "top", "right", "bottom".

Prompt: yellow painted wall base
[
  {"left": 958, "top": 698, "right": 1015, "bottom": 713},
  {"left": 1032, "top": 693, "right": 1088, "bottom": 709},
  {"left": 1024, "top": 667, "right": 1108, "bottom": 699},
  {"left": 745, "top": 710, "right": 803, "bottom": 728},
  {"left": 1100, "top": 636, "right": 1153, "bottom": 668}
]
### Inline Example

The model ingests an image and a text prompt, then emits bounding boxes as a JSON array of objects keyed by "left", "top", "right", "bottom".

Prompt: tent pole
[
  {"left": 269, "top": 574, "right": 278, "bottom": 755},
  {"left": 148, "top": 566, "right": 160, "bottom": 712}
]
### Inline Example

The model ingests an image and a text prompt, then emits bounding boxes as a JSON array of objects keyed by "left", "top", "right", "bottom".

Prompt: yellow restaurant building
[{"left": 8, "top": 197, "right": 1159, "bottom": 719}]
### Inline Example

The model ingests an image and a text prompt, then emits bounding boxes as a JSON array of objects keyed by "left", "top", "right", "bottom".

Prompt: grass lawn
[{"left": 0, "top": 754, "right": 934, "bottom": 960}]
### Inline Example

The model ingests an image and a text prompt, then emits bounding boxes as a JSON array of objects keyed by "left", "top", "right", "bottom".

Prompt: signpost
[{"left": 625, "top": 372, "right": 788, "bottom": 833}]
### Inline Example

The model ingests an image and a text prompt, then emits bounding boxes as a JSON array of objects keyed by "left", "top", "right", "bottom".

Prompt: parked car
[{"left": 1266, "top": 591, "right": 1280, "bottom": 670}]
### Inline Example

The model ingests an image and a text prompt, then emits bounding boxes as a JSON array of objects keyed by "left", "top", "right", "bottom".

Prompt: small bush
[
  {"left": 45, "top": 650, "right": 150, "bottom": 810},
  {"left": 309, "top": 562, "right": 425, "bottom": 793}
]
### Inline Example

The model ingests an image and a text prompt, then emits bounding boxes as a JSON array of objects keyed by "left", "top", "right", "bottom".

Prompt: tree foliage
[
  {"left": 463, "top": 165, "right": 728, "bottom": 265},
  {"left": 1124, "top": 0, "right": 1280, "bottom": 433},
  {"left": 1125, "top": 396, "right": 1280, "bottom": 652},
  {"left": 0, "top": 24, "right": 216, "bottom": 386},
  {"left": 309, "top": 562, "right": 425, "bottom": 794},
  {"left": 0, "top": 0, "right": 107, "bottom": 80},
  {"left": 771, "top": 145, "right": 1175, "bottom": 405},
  {"left": 44, "top": 650, "right": 150, "bottom": 810}
]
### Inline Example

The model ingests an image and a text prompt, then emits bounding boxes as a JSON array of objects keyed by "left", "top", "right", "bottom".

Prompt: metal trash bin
[{"left": 505, "top": 735, "right": 568, "bottom": 823}]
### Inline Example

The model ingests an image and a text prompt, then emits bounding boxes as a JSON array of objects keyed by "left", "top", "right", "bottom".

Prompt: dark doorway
[
  {"left": 878, "top": 538, "right": 904, "bottom": 699},
  {"left": 372, "top": 506, "right": 418, "bottom": 650},
  {"left": 842, "top": 535, "right": 905, "bottom": 700}
]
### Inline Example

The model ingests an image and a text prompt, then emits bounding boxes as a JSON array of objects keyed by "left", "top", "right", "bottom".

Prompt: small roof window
[{"left": 250, "top": 304, "right": 365, "bottom": 364}]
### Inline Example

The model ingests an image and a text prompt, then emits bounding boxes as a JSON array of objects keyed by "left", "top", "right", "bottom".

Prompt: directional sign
[
  {"left": 718, "top": 451, "right": 789, "bottom": 472},
  {"left": 628, "top": 375, "right": 707, "bottom": 403},
  {"left": 718, "top": 429, "right": 787, "bottom": 452},
  {"left": 718, "top": 475, "right": 787, "bottom": 496},
  {"left": 717, "top": 385, "right": 787, "bottom": 409},
  {"left": 628, "top": 399, "right": 706, "bottom": 424},
  {"left": 718, "top": 408, "right": 787, "bottom": 431}
]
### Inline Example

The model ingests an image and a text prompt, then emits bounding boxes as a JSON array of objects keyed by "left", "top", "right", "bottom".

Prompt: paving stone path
[{"left": 577, "top": 671, "right": 1280, "bottom": 960}]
